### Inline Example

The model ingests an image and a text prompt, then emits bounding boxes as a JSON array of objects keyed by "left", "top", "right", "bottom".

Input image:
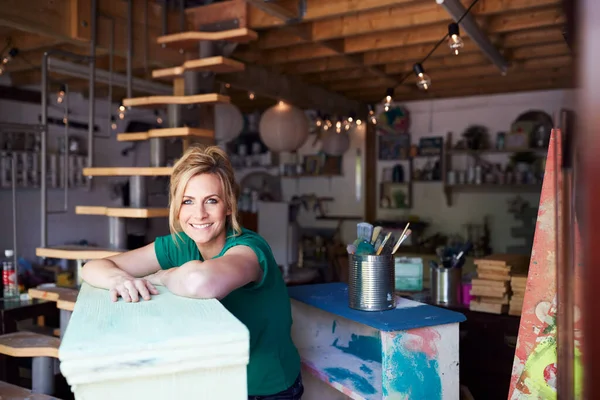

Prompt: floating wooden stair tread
[
  {"left": 82, "top": 167, "right": 173, "bottom": 176},
  {"left": 157, "top": 28, "right": 258, "bottom": 50},
  {"left": 122, "top": 93, "right": 230, "bottom": 108},
  {"left": 29, "top": 287, "right": 78, "bottom": 303},
  {"left": 0, "top": 332, "right": 60, "bottom": 358},
  {"left": 75, "top": 206, "right": 169, "bottom": 218},
  {"left": 36, "top": 246, "right": 124, "bottom": 260},
  {"left": 152, "top": 57, "right": 245, "bottom": 80},
  {"left": 117, "top": 127, "right": 214, "bottom": 142},
  {"left": 0, "top": 381, "right": 61, "bottom": 399}
]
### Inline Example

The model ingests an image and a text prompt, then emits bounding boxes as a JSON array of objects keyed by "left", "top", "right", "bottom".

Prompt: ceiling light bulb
[
  {"left": 356, "top": 119, "right": 362, "bottom": 126},
  {"left": 413, "top": 63, "right": 431, "bottom": 91},
  {"left": 448, "top": 23, "right": 464, "bottom": 55},
  {"left": 248, "top": 92, "right": 255, "bottom": 100}
]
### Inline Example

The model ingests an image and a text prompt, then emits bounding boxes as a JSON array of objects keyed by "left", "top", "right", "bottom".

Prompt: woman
[{"left": 81, "top": 146, "right": 303, "bottom": 400}]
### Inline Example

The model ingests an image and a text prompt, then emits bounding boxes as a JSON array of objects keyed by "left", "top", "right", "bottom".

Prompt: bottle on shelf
[{"left": 2, "top": 249, "right": 18, "bottom": 298}]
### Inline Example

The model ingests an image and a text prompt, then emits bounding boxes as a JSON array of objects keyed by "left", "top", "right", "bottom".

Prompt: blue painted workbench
[{"left": 288, "top": 283, "right": 465, "bottom": 400}]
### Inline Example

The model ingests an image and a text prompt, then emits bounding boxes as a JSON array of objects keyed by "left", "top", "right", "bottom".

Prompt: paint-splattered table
[{"left": 288, "top": 283, "right": 466, "bottom": 400}]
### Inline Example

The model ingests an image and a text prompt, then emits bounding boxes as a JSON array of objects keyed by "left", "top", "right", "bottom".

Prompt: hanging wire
[{"left": 395, "top": 0, "right": 480, "bottom": 87}]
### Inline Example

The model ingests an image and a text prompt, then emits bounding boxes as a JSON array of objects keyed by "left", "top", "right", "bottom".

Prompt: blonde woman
[{"left": 81, "top": 146, "right": 303, "bottom": 399}]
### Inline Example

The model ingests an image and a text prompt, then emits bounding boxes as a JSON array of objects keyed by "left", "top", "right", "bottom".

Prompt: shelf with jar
[{"left": 442, "top": 131, "right": 547, "bottom": 206}]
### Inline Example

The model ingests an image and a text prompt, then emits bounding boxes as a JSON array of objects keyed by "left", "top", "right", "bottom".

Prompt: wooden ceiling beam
[
  {"left": 257, "top": 0, "right": 562, "bottom": 50},
  {"left": 249, "top": 7, "right": 564, "bottom": 64},
  {"left": 246, "top": 0, "right": 417, "bottom": 29}
]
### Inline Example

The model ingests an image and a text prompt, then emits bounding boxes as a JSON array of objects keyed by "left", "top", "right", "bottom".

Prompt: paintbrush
[
  {"left": 392, "top": 229, "right": 412, "bottom": 255},
  {"left": 371, "top": 226, "right": 382, "bottom": 245},
  {"left": 357, "top": 222, "right": 374, "bottom": 244},
  {"left": 376, "top": 232, "right": 393, "bottom": 255},
  {"left": 398, "top": 222, "right": 410, "bottom": 243}
]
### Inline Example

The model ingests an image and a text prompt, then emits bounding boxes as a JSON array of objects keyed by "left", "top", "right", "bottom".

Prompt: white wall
[
  {"left": 0, "top": 85, "right": 165, "bottom": 260},
  {"left": 375, "top": 89, "right": 576, "bottom": 253}
]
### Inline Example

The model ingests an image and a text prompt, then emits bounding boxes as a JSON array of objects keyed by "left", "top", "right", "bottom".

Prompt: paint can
[
  {"left": 430, "top": 265, "right": 462, "bottom": 306},
  {"left": 348, "top": 253, "right": 395, "bottom": 311}
]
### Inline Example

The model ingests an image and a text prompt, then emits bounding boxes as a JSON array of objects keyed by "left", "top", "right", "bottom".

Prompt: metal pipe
[
  {"left": 48, "top": 59, "right": 171, "bottom": 95},
  {"left": 179, "top": 0, "right": 186, "bottom": 32},
  {"left": 129, "top": 176, "right": 147, "bottom": 208},
  {"left": 41, "top": 53, "right": 48, "bottom": 247},
  {"left": 108, "top": 217, "right": 127, "bottom": 249},
  {"left": 105, "top": 14, "right": 115, "bottom": 138},
  {"left": 49, "top": 82, "right": 70, "bottom": 213},
  {"left": 162, "top": 0, "right": 168, "bottom": 36},
  {"left": 88, "top": 0, "right": 97, "bottom": 182},
  {"left": 435, "top": 0, "right": 509, "bottom": 74},
  {"left": 11, "top": 156, "right": 17, "bottom": 289},
  {"left": 127, "top": 0, "right": 133, "bottom": 100}
]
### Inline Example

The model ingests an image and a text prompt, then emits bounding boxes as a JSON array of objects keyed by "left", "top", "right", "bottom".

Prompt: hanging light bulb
[
  {"left": 368, "top": 105, "right": 377, "bottom": 124},
  {"left": 118, "top": 104, "right": 126, "bottom": 120},
  {"left": 356, "top": 119, "right": 362, "bottom": 126},
  {"left": 111, "top": 116, "right": 117, "bottom": 130},
  {"left": 154, "top": 110, "right": 163, "bottom": 125},
  {"left": 413, "top": 63, "right": 431, "bottom": 90},
  {"left": 383, "top": 88, "right": 394, "bottom": 111},
  {"left": 448, "top": 23, "right": 464, "bottom": 55},
  {"left": 248, "top": 91, "right": 255, "bottom": 100},
  {"left": 57, "top": 85, "right": 66, "bottom": 104},
  {"left": 2, "top": 48, "right": 18, "bottom": 65}
]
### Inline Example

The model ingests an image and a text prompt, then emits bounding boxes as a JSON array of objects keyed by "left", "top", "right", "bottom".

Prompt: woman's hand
[
  {"left": 108, "top": 275, "right": 160, "bottom": 303},
  {"left": 144, "top": 269, "right": 172, "bottom": 287}
]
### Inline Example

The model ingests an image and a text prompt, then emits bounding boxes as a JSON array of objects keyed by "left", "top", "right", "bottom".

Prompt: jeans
[{"left": 248, "top": 374, "right": 304, "bottom": 400}]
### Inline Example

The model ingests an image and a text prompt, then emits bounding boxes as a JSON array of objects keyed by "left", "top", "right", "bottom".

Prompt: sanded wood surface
[
  {"left": 117, "top": 127, "right": 215, "bottom": 142},
  {"left": 28, "top": 287, "right": 79, "bottom": 303},
  {"left": 157, "top": 28, "right": 258, "bottom": 50},
  {"left": 75, "top": 206, "right": 169, "bottom": 218},
  {"left": 122, "top": 93, "right": 230, "bottom": 108},
  {"left": 0, "top": 332, "right": 60, "bottom": 358},
  {"left": 36, "top": 246, "right": 123, "bottom": 260},
  {"left": 152, "top": 56, "right": 245, "bottom": 80},
  {"left": 82, "top": 167, "right": 173, "bottom": 176},
  {"left": 59, "top": 283, "right": 250, "bottom": 398},
  {"left": 0, "top": 380, "right": 62, "bottom": 399}
]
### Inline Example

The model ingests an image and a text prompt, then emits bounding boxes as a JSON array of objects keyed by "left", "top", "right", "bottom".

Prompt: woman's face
[{"left": 178, "top": 173, "right": 231, "bottom": 247}]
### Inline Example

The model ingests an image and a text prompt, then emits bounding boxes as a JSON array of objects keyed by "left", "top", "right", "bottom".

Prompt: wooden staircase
[{"left": 36, "top": 21, "right": 258, "bottom": 264}]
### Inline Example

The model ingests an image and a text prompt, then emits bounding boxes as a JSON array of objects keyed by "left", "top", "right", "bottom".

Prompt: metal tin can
[{"left": 348, "top": 253, "right": 396, "bottom": 311}]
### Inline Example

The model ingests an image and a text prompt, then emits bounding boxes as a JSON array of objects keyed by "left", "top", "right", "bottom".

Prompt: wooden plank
[
  {"left": 58, "top": 283, "right": 250, "bottom": 398},
  {"left": 36, "top": 246, "right": 123, "bottom": 260},
  {"left": 257, "top": 0, "right": 562, "bottom": 49},
  {"left": 122, "top": 94, "right": 230, "bottom": 108},
  {"left": 152, "top": 57, "right": 245, "bottom": 80},
  {"left": 116, "top": 132, "right": 150, "bottom": 141},
  {"left": 82, "top": 167, "right": 173, "bottom": 176},
  {"left": 157, "top": 28, "right": 258, "bottom": 50},
  {"left": 29, "top": 287, "right": 79, "bottom": 303},
  {"left": 0, "top": 380, "right": 61, "bottom": 399},
  {"left": 0, "top": 332, "right": 60, "bottom": 358},
  {"left": 75, "top": 206, "right": 169, "bottom": 218}
]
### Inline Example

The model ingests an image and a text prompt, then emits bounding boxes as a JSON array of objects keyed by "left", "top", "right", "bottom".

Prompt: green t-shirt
[{"left": 154, "top": 227, "right": 301, "bottom": 396}]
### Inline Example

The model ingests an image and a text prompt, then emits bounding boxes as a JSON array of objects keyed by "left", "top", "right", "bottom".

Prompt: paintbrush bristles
[{"left": 357, "top": 222, "right": 374, "bottom": 243}]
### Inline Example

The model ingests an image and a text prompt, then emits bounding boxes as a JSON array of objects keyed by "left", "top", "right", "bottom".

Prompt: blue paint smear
[
  {"left": 332, "top": 334, "right": 382, "bottom": 363},
  {"left": 383, "top": 334, "right": 442, "bottom": 400},
  {"left": 325, "top": 367, "right": 376, "bottom": 395},
  {"left": 332, "top": 320, "right": 337, "bottom": 334},
  {"left": 360, "top": 364, "right": 373, "bottom": 375}
]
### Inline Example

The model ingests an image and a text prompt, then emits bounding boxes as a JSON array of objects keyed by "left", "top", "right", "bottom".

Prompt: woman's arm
[
  {"left": 146, "top": 246, "right": 262, "bottom": 300},
  {"left": 81, "top": 242, "right": 162, "bottom": 302}
]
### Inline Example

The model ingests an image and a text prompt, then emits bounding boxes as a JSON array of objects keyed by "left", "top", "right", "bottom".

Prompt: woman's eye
[
  {"left": 206, "top": 198, "right": 217, "bottom": 204},
  {"left": 182, "top": 199, "right": 192, "bottom": 205}
]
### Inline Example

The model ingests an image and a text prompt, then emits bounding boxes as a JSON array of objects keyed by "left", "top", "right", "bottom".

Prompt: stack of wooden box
[
  {"left": 469, "top": 254, "right": 529, "bottom": 314},
  {"left": 509, "top": 275, "right": 527, "bottom": 316}
]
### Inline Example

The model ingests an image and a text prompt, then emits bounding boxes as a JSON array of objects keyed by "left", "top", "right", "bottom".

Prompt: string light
[
  {"left": 383, "top": 88, "right": 394, "bottom": 111},
  {"left": 248, "top": 92, "right": 255, "bottom": 100},
  {"left": 118, "top": 104, "right": 126, "bottom": 120},
  {"left": 413, "top": 63, "right": 431, "bottom": 90},
  {"left": 111, "top": 116, "right": 117, "bottom": 130},
  {"left": 448, "top": 23, "right": 464, "bottom": 55},
  {"left": 57, "top": 85, "right": 66, "bottom": 104},
  {"left": 1, "top": 48, "right": 18, "bottom": 65}
]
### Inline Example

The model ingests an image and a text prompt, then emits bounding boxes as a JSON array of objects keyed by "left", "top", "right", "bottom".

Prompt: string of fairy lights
[{"left": 0, "top": 0, "right": 479, "bottom": 134}]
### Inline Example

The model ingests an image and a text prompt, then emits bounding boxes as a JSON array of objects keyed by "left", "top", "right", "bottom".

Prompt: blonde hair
[{"left": 168, "top": 145, "right": 241, "bottom": 242}]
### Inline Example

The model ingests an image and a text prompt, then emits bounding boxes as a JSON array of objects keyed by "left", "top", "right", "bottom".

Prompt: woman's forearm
[
  {"left": 81, "top": 258, "right": 133, "bottom": 290},
  {"left": 159, "top": 262, "right": 217, "bottom": 299}
]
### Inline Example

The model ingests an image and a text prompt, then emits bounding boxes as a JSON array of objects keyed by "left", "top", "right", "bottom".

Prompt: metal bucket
[
  {"left": 430, "top": 265, "right": 462, "bottom": 306},
  {"left": 348, "top": 254, "right": 396, "bottom": 311}
]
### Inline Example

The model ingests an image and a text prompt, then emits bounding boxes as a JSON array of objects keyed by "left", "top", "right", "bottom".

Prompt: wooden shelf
[
  {"left": 122, "top": 93, "right": 230, "bottom": 108},
  {"left": 447, "top": 184, "right": 542, "bottom": 191},
  {"left": 152, "top": 57, "right": 245, "bottom": 80},
  {"left": 117, "top": 127, "right": 215, "bottom": 142},
  {"left": 75, "top": 206, "right": 169, "bottom": 218},
  {"left": 0, "top": 332, "right": 60, "bottom": 358},
  {"left": 156, "top": 28, "right": 258, "bottom": 50},
  {"left": 82, "top": 167, "right": 173, "bottom": 176},
  {"left": 281, "top": 174, "right": 342, "bottom": 178},
  {"left": 448, "top": 148, "right": 548, "bottom": 155},
  {"left": 36, "top": 245, "right": 124, "bottom": 260}
]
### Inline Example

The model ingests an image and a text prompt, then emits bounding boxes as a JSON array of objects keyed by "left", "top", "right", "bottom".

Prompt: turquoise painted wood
[
  {"left": 59, "top": 283, "right": 249, "bottom": 400},
  {"left": 289, "top": 283, "right": 464, "bottom": 400}
]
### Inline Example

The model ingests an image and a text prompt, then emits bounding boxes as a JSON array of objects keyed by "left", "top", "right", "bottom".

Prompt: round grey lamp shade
[{"left": 258, "top": 102, "right": 309, "bottom": 152}]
